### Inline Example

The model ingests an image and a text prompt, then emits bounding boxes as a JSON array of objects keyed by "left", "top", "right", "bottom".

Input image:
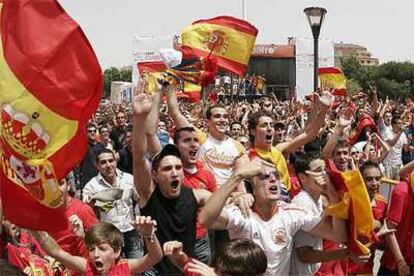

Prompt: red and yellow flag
[
  {"left": 0, "top": 0, "right": 102, "bottom": 231},
  {"left": 137, "top": 61, "right": 168, "bottom": 94},
  {"left": 181, "top": 16, "right": 258, "bottom": 76},
  {"left": 137, "top": 61, "right": 202, "bottom": 102},
  {"left": 318, "top": 67, "right": 347, "bottom": 96},
  {"left": 325, "top": 160, "right": 376, "bottom": 254}
]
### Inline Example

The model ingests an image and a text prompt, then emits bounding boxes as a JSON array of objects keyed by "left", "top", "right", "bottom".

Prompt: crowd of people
[
  {"left": 2, "top": 76, "right": 414, "bottom": 276},
  {"left": 213, "top": 73, "right": 267, "bottom": 97}
]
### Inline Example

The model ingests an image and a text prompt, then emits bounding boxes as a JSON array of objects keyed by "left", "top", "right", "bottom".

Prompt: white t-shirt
[
  {"left": 383, "top": 130, "right": 407, "bottom": 167},
  {"left": 198, "top": 134, "right": 244, "bottom": 186},
  {"left": 379, "top": 122, "right": 393, "bottom": 141},
  {"left": 224, "top": 202, "right": 321, "bottom": 276},
  {"left": 290, "top": 191, "right": 324, "bottom": 275}
]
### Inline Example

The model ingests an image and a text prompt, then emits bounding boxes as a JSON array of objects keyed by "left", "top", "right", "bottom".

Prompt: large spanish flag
[
  {"left": 181, "top": 16, "right": 258, "bottom": 76},
  {"left": 318, "top": 67, "right": 347, "bottom": 96},
  {"left": 325, "top": 160, "right": 376, "bottom": 254},
  {"left": 0, "top": 0, "right": 102, "bottom": 231}
]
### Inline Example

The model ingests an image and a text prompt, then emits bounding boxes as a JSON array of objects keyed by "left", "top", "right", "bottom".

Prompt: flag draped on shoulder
[
  {"left": 324, "top": 160, "right": 376, "bottom": 254},
  {"left": 318, "top": 67, "right": 347, "bottom": 96},
  {"left": 181, "top": 16, "right": 258, "bottom": 76},
  {"left": 0, "top": 0, "right": 102, "bottom": 231}
]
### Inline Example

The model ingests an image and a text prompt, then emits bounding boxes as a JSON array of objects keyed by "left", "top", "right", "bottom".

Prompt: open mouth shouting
[
  {"left": 188, "top": 149, "right": 198, "bottom": 160},
  {"left": 94, "top": 260, "right": 104, "bottom": 270},
  {"left": 265, "top": 133, "right": 273, "bottom": 143},
  {"left": 268, "top": 184, "right": 279, "bottom": 194},
  {"left": 171, "top": 180, "right": 179, "bottom": 190}
]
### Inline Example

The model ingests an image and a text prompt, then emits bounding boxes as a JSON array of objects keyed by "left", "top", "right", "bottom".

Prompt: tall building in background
[{"left": 334, "top": 42, "right": 379, "bottom": 67}]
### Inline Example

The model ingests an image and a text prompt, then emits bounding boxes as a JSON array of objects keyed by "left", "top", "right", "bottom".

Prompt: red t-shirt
[
  {"left": 381, "top": 181, "right": 414, "bottom": 270},
  {"left": 84, "top": 260, "right": 130, "bottom": 275},
  {"left": 49, "top": 197, "right": 99, "bottom": 258},
  {"left": 315, "top": 240, "right": 348, "bottom": 276},
  {"left": 348, "top": 194, "right": 387, "bottom": 274},
  {"left": 183, "top": 161, "right": 217, "bottom": 239}
]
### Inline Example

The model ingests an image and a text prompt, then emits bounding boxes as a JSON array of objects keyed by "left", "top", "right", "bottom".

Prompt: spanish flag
[
  {"left": 0, "top": 0, "right": 102, "bottom": 231},
  {"left": 137, "top": 61, "right": 168, "bottom": 94},
  {"left": 183, "top": 81, "right": 202, "bottom": 102},
  {"left": 318, "top": 67, "right": 347, "bottom": 96},
  {"left": 325, "top": 160, "right": 376, "bottom": 254},
  {"left": 181, "top": 16, "right": 258, "bottom": 76},
  {"left": 137, "top": 61, "right": 202, "bottom": 101}
]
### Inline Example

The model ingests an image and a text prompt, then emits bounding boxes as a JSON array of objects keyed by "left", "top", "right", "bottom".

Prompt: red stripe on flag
[
  {"left": 193, "top": 16, "right": 258, "bottom": 36},
  {"left": 318, "top": 67, "right": 343, "bottom": 75},
  {"left": 0, "top": 173, "right": 68, "bottom": 231},
  {"left": 137, "top": 61, "right": 167, "bottom": 74},
  {"left": 188, "top": 47, "right": 247, "bottom": 76},
  {"left": 1, "top": 0, "right": 102, "bottom": 121}
]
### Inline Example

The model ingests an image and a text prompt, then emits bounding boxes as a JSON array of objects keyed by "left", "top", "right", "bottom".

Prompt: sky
[{"left": 59, "top": 0, "right": 414, "bottom": 69}]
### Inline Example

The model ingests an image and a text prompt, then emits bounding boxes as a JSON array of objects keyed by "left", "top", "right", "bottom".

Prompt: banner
[
  {"left": 295, "top": 37, "right": 334, "bottom": 100},
  {"left": 0, "top": 0, "right": 102, "bottom": 231}
]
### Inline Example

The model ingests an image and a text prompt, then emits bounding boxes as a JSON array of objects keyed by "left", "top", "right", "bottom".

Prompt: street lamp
[{"left": 303, "top": 7, "right": 327, "bottom": 92}]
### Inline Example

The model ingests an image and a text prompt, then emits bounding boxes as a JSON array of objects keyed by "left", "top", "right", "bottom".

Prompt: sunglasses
[{"left": 259, "top": 171, "right": 280, "bottom": 180}]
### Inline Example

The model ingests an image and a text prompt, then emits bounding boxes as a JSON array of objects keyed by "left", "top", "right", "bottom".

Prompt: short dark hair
[
  {"left": 293, "top": 151, "right": 321, "bottom": 175},
  {"left": 95, "top": 148, "right": 116, "bottom": 163},
  {"left": 87, "top": 122, "right": 97, "bottom": 130},
  {"left": 333, "top": 140, "right": 350, "bottom": 153},
  {"left": 212, "top": 238, "right": 267, "bottom": 276},
  {"left": 85, "top": 222, "right": 123, "bottom": 252},
  {"left": 173, "top": 126, "right": 196, "bottom": 144},
  {"left": 206, "top": 105, "right": 226, "bottom": 120},
  {"left": 359, "top": 160, "right": 381, "bottom": 175},
  {"left": 391, "top": 115, "right": 402, "bottom": 125},
  {"left": 248, "top": 111, "right": 272, "bottom": 143}
]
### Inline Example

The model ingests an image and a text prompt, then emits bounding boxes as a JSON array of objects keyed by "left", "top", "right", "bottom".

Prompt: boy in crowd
[{"left": 31, "top": 217, "right": 162, "bottom": 275}]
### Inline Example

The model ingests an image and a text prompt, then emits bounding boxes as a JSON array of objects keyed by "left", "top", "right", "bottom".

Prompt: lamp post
[{"left": 303, "top": 7, "right": 327, "bottom": 92}]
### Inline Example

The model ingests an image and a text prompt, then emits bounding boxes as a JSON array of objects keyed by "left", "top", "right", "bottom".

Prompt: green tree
[{"left": 103, "top": 66, "right": 132, "bottom": 98}]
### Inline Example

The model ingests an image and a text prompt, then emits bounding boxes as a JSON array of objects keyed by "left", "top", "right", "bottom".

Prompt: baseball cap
[{"left": 151, "top": 144, "right": 181, "bottom": 170}]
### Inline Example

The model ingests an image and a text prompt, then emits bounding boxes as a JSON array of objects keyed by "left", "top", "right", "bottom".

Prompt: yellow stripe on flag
[
  {"left": 181, "top": 23, "right": 256, "bottom": 65},
  {"left": 0, "top": 32, "right": 77, "bottom": 163}
]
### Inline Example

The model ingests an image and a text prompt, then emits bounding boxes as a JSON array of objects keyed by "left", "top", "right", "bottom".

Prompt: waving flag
[
  {"left": 0, "top": 0, "right": 102, "bottom": 231},
  {"left": 318, "top": 67, "right": 347, "bottom": 96},
  {"left": 181, "top": 16, "right": 258, "bottom": 76},
  {"left": 325, "top": 160, "right": 376, "bottom": 254}
]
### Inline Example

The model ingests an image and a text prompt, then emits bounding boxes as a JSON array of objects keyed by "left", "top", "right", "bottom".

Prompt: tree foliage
[
  {"left": 340, "top": 57, "right": 414, "bottom": 99},
  {"left": 103, "top": 66, "right": 132, "bottom": 98}
]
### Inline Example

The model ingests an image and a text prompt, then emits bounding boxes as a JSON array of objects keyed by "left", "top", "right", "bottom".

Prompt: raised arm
[
  {"left": 132, "top": 87, "right": 156, "bottom": 207},
  {"left": 372, "top": 132, "right": 390, "bottom": 163},
  {"left": 277, "top": 91, "right": 333, "bottom": 153},
  {"left": 128, "top": 216, "right": 163, "bottom": 273},
  {"left": 322, "top": 108, "right": 353, "bottom": 159},
  {"left": 31, "top": 231, "right": 86, "bottom": 273},
  {"left": 167, "top": 85, "right": 191, "bottom": 129},
  {"left": 199, "top": 160, "right": 262, "bottom": 230},
  {"left": 145, "top": 86, "right": 165, "bottom": 156}
]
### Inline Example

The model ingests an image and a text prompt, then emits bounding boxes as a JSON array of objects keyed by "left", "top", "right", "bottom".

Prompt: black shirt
[{"left": 141, "top": 185, "right": 197, "bottom": 275}]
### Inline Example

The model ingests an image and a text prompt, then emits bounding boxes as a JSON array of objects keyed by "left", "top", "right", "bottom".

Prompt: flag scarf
[
  {"left": 181, "top": 16, "right": 258, "bottom": 76},
  {"left": 0, "top": 0, "right": 102, "bottom": 231},
  {"left": 325, "top": 160, "right": 376, "bottom": 254},
  {"left": 318, "top": 67, "right": 347, "bottom": 96}
]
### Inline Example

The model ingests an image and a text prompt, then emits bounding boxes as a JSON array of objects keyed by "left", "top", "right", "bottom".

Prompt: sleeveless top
[{"left": 141, "top": 185, "right": 198, "bottom": 275}]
